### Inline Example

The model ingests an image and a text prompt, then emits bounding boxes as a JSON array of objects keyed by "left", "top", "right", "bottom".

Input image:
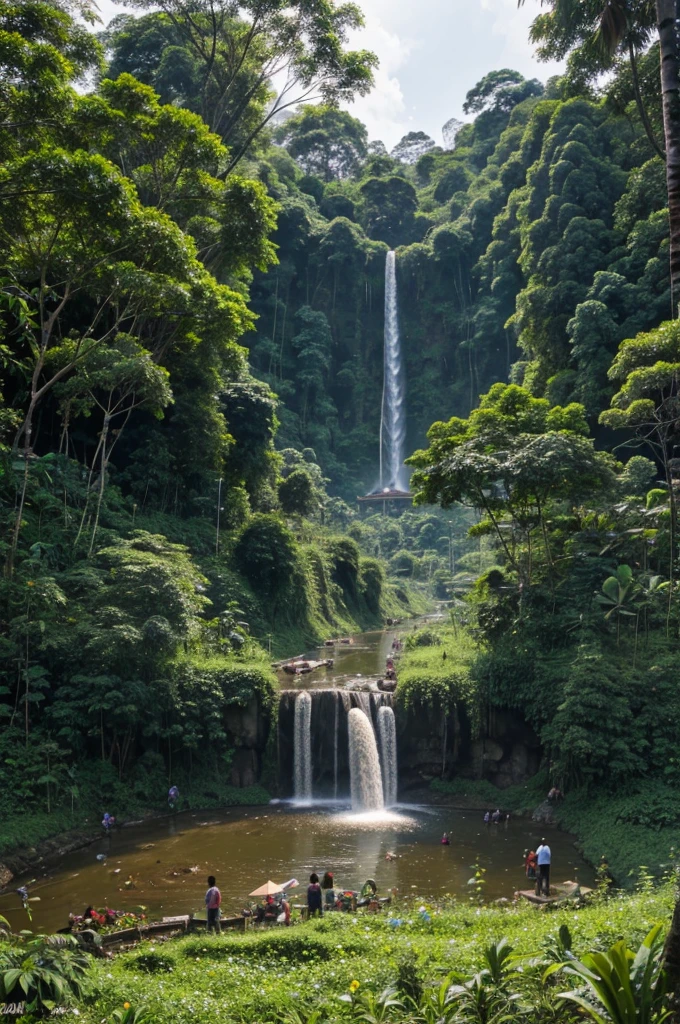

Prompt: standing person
[
  {"left": 536, "top": 839, "right": 551, "bottom": 896},
  {"left": 168, "top": 785, "right": 179, "bottom": 809},
  {"left": 205, "top": 875, "right": 222, "bottom": 934},
  {"left": 524, "top": 849, "right": 538, "bottom": 881},
  {"left": 307, "top": 872, "right": 323, "bottom": 918},
  {"left": 321, "top": 871, "right": 336, "bottom": 910}
]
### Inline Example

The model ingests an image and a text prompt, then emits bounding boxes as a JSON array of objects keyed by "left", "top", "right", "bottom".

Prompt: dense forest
[{"left": 2, "top": 0, "right": 680, "bottom": 900}]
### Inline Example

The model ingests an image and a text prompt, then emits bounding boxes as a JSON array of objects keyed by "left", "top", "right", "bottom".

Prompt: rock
[
  {"left": 0, "top": 862, "right": 13, "bottom": 888},
  {"left": 531, "top": 800, "right": 557, "bottom": 825}
]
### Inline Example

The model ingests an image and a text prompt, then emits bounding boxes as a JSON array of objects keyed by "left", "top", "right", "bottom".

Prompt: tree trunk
[
  {"left": 663, "top": 896, "right": 680, "bottom": 991},
  {"left": 657, "top": 0, "right": 680, "bottom": 314}
]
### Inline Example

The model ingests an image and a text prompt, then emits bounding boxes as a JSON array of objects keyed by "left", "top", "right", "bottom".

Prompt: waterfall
[
  {"left": 333, "top": 691, "right": 339, "bottom": 799},
  {"left": 348, "top": 708, "right": 384, "bottom": 811},
  {"left": 293, "top": 691, "right": 312, "bottom": 802},
  {"left": 377, "top": 706, "right": 398, "bottom": 807},
  {"left": 380, "top": 250, "right": 406, "bottom": 490}
]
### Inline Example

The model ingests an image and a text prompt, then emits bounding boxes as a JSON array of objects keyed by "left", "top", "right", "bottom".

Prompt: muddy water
[
  {"left": 275, "top": 622, "right": 422, "bottom": 690},
  {"left": 0, "top": 805, "right": 593, "bottom": 933}
]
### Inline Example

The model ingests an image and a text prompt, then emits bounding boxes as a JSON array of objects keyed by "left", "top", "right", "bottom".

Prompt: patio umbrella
[{"left": 249, "top": 880, "right": 283, "bottom": 897}]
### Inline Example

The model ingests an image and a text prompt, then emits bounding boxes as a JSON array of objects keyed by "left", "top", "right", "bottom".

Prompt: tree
[
  {"left": 390, "top": 131, "right": 435, "bottom": 164},
  {"left": 441, "top": 116, "right": 463, "bottom": 150},
  {"left": 278, "top": 468, "right": 316, "bottom": 516},
  {"left": 233, "top": 513, "right": 299, "bottom": 614},
  {"left": 600, "top": 319, "right": 680, "bottom": 630},
  {"left": 105, "top": 0, "right": 378, "bottom": 171},
  {"left": 359, "top": 176, "right": 419, "bottom": 247},
  {"left": 520, "top": 0, "right": 680, "bottom": 313},
  {"left": 408, "top": 383, "right": 616, "bottom": 600},
  {"left": 462, "top": 68, "right": 543, "bottom": 115},
  {"left": 275, "top": 104, "right": 368, "bottom": 181}
]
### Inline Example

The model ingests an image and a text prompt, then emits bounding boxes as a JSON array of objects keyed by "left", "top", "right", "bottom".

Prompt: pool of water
[{"left": 0, "top": 804, "right": 593, "bottom": 933}]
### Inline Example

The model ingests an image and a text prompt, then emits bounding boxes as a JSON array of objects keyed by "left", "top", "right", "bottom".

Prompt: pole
[{"left": 216, "top": 477, "right": 223, "bottom": 555}]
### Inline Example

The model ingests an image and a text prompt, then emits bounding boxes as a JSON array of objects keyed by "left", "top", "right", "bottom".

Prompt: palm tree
[{"left": 520, "top": 0, "right": 680, "bottom": 316}]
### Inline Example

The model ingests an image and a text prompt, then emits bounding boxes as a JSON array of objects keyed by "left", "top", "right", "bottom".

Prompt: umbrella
[{"left": 249, "top": 880, "right": 283, "bottom": 897}]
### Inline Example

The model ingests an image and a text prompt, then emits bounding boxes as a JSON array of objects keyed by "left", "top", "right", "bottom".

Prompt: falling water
[
  {"left": 333, "top": 691, "right": 339, "bottom": 799},
  {"left": 377, "top": 705, "right": 398, "bottom": 807},
  {"left": 348, "top": 707, "right": 384, "bottom": 811},
  {"left": 293, "top": 691, "right": 312, "bottom": 802},
  {"left": 380, "top": 251, "right": 406, "bottom": 490}
]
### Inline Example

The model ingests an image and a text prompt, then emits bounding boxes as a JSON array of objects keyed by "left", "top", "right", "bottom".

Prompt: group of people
[
  {"left": 307, "top": 872, "right": 379, "bottom": 916},
  {"left": 202, "top": 871, "right": 382, "bottom": 933},
  {"left": 524, "top": 839, "right": 552, "bottom": 896},
  {"left": 483, "top": 809, "right": 510, "bottom": 824}
]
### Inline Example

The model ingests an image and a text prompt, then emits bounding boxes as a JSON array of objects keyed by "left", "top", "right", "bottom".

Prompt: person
[
  {"left": 547, "top": 786, "right": 563, "bottom": 803},
  {"left": 492, "top": 808, "right": 501, "bottom": 823},
  {"left": 483, "top": 811, "right": 490, "bottom": 824},
  {"left": 101, "top": 812, "right": 115, "bottom": 833},
  {"left": 168, "top": 785, "right": 179, "bottom": 809},
  {"left": 307, "top": 872, "right": 323, "bottom": 918},
  {"left": 357, "top": 878, "right": 377, "bottom": 907},
  {"left": 322, "top": 871, "right": 336, "bottom": 910},
  {"left": 524, "top": 849, "right": 538, "bottom": 881},
  {"left": 441, "top": 832, "right": 450, "bottom": 845},
  {"left": 536, "top": 839, "right": 551, "bottom": 896},
  {"left": 205, "top": 875, "right": 222, "bottom": 934}
]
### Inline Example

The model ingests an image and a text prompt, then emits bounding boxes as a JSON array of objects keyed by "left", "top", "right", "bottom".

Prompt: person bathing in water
[{"left": 441, "top": 833, "right": 450, "bottom": 845}]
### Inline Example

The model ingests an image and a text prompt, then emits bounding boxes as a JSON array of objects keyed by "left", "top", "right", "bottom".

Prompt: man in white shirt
[{"left": 536, "top": 839, "right": 551, "bottom": 896}]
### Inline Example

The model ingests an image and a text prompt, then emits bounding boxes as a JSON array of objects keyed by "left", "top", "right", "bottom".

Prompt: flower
[
  {"left": 349, "top": 980, "right": 360, "bottom": 993},
  {"left": 123, "top": 1003, "right": 131, "bottom": 1010}
]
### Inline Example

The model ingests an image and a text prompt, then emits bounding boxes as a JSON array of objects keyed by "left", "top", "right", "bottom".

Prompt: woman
[
  {"left": 524, "top": 849, "right": 538, "bottom": 881},
  {"left": 321, "top": 871, "right": 336, "bottom": 910},
  {"left": 307, "top": 872, "right": 323, "bottom": 918}
]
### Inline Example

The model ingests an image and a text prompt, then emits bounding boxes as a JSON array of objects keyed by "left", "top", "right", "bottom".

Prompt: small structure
[
  {"left": 518, "top": 880, "right": 592, "bottom": 907},
  {"left": 357, "top": 488, "right": 412, "bottom": 516}
]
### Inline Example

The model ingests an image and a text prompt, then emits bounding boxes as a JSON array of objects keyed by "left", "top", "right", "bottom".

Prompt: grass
[
  {"left": 77, "top": 880, "right": 675, "bottom": 1024},
  {"left": 396, "top": 625, "right": 478, "bottom": 717}
]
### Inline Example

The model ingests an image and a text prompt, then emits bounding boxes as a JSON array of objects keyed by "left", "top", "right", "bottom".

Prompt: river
[{"left": 0, "top": 805, "right": 593, "bottom": 933}]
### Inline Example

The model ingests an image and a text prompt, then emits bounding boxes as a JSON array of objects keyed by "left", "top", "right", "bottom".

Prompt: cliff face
[
  {"left": 273, "top": 690, "right": 541, "bottom": 799},
  {"left": 224, "top": 698, "right": 272, "bottom": 788}
]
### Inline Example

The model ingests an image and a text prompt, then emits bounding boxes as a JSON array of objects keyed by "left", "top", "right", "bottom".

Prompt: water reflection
[{"left": 0, "top": 804, "right": 594, "bottom": 933}]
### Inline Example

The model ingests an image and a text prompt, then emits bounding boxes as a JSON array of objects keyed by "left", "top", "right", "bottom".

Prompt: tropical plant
[
  {"left": 0, "top": 934, "right": 95, "bottom": 1013},
  {"left": 596, "top": 565, "right": 642, "bottom": 643},
  {"left": 545, "top": 923, "right": 670, "bottom": 1024}
]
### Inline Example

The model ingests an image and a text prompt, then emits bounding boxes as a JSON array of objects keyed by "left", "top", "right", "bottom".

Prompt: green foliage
[
  {"left": 546, "top": 924, "right": 670, "bottom": 1024},
  {"left": 72, "top": 883, "right": 675, "bottom": 1024},
  {"left": 397, "top": 626, "right": 477, "bottom": 714},
  {"left": 0, "top": 934, "right": 96, "bottom": 1013}
]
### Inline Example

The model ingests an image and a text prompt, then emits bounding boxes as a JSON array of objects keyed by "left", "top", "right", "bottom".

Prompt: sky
[{"left": 94, "top": 0, "right": 564, "bottom": 149}]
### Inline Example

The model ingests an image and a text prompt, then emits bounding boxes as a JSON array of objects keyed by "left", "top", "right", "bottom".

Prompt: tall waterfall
[
  {"left": 348, "top": 707, "right": 384, "bottom": 811},
  {"left": 293, "top": 691, "right": 312, "bottom": 802},
  {"left": 380, "top": 250, "right": 406, "bottom": 490},
  {"left": 377, "top": 705, "right": 398, "bottom": 807}
]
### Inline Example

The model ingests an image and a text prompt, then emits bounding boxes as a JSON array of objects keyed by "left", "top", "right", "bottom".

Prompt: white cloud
[
  {"left": 344, "top": 14, "right": 414, "bottom": 149},
  {"left": 480, "top": 0, "right": 564, "bottom": 81}
]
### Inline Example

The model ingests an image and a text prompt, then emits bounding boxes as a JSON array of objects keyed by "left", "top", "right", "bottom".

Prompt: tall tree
[
  {"left": 521, "top": 0, "right": 680, "bottom": 314},
  {"left": 106, "top": 0, "right": 377, "bottom": 170},
  {"left": 274, "top": 104, "right": 368, "bottom": 181}
]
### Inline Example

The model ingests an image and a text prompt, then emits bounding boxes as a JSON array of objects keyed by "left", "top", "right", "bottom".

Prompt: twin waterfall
[
  {"left": 380, "top": 250, "right": 406, "bottom": 491},
  {"left": 292, "top": 691, "right": 397, "bottom": 810}
]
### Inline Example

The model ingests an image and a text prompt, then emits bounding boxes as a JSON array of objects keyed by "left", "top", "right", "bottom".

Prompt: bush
[{"left": 404, "top": 628, "right": 441, "bottom": 649}]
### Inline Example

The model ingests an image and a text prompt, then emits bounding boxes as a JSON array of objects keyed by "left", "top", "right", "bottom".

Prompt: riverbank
[
  {"left": 74, "top": 879, "right": 674, "bottom": 1024},
  {"left": 429, "top": 776, "right": 680, "bottom": 886}
]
